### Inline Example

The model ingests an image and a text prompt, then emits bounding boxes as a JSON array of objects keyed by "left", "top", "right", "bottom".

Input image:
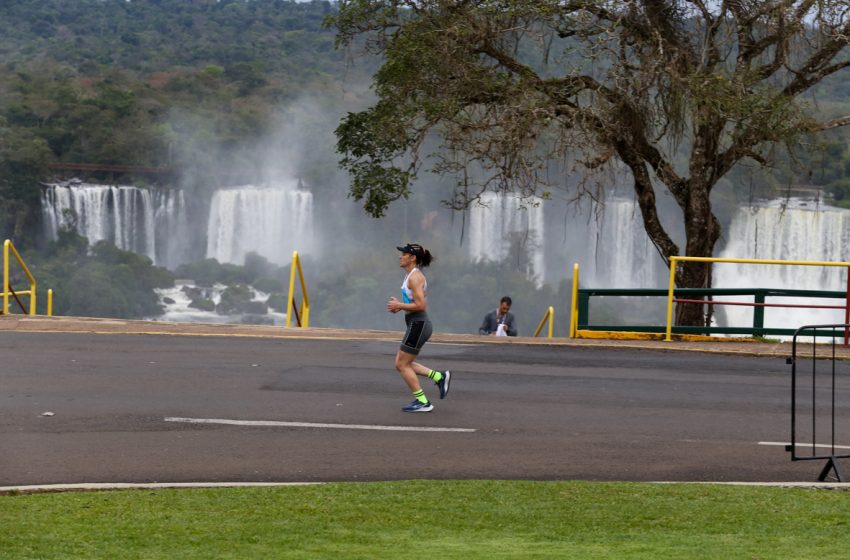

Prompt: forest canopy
[{"left": 0, "top": 0, "right": 370, "bottom": 240}]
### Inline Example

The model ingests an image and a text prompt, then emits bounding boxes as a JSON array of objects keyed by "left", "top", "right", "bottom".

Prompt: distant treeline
[
  {"left": 0, "top": 0, "right": 371, "bottom": 240},
  {"left": 0, "top": 0, "right": 339, "bottom": 74}
]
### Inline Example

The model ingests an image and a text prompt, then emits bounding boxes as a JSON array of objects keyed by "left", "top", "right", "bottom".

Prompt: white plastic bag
[{"left": 496, "top": 323, "right": 507, "bottom": 336}]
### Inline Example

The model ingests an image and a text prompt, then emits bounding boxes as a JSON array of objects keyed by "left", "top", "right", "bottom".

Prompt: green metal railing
[
  {"left": 577, "top": 287, "right": 848, "bottom": 338},
  {"left": 665, "top": 256, "right": 850, "bottom": 341}
]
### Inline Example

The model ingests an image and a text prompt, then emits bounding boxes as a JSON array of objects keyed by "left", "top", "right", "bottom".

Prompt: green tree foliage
[
  {"left": 173, "top": 252, "right": 295, "bottom": 314},
  {"left": 21, "top": 233, "right": 175, "bottom": 318},
  {"left": 0, "top": 117, "right": 52, "bottom": 240},
  {"left": 173, "top": 252, "right": 294, "bottom": 288},
  {"left": 331, "top": 1, "right": 850, "bottom": 325},
  {"left": 0, "top": 0, "right": 366, "bottom": 239},
  {"left": 0, "top": 1, "right": 340, "bottom": 76}
]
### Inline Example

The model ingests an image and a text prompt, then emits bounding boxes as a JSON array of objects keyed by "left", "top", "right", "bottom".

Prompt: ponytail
[{"left": 418, "top": 248, "right": 434, "bottom": 267}]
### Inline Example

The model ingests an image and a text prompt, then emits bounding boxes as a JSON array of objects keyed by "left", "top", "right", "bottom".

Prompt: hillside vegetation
[{"left": 0, "top": 0, "right": 370, "bottom": 240}]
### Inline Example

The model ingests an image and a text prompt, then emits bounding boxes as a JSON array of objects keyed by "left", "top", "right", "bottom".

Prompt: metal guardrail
[
  {"left": 3, "top": 239, "right": 37, "bottom": 315},
  {"left": 787, "top": 324, "right": 850, "bottom": 481},
  {"left": 285, "top": 250, "right": 310, "bottom": 328},
  {"left": 533, "top": 306, "right": 554, "bottom": 338},
  {"left": 665, "top": 256, "right": 850, "bottom": 341},
  {"left": 576, "top": 287, "right": 848, "bottom": 338},
  {"left": 567, "top": 259, "right": 850, "bottom": 341}
]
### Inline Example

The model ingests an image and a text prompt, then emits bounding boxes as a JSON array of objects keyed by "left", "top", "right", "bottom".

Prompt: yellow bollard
[{"left": 569, "top": 263, "right": 579, "bottom": 338}]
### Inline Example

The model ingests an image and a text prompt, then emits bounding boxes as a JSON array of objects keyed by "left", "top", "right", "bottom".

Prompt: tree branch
[
  {"left": 810, "top": 114, "right": 850, "bottom": 132},
  {"left": 784, "top": 58, "right": 850, "bottom": 96},
  {"left": 783, "top": 21, "right": 850, "bottom": 96}
]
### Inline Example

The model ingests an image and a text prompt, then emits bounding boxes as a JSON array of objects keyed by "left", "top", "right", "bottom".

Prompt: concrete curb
[
  {"left": 0, "top": 482, "right": 321, "bottom": 495},
  {"left": 2, "top": 480, "right": 847, "bottom": 496}
]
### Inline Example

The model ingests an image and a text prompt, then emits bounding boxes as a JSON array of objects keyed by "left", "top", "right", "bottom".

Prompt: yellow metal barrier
[
  {"left": 569, "top": 262, "right": 579, "bottom": 338},
  {"left": 533, "top": 306, "right": 555, "bottom": 338},
  {"left": 285, "top": 250, "right": 310, "bottom": 328},
  {"left": 665, "top": 256, "right": 850, "bottom": 341},
  {"left": 3, "top": 239, "right": 37, "bottom": 315}
]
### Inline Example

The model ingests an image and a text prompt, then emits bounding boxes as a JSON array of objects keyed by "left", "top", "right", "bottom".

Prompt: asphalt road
[{"left": 0, "top": 331, "right": 838, "bottom": 485}]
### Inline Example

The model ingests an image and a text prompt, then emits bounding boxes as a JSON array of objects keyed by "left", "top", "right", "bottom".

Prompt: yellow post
[
  {"left": 47, "top": 289, "right": 53, "bottom": 316},
  {"left": 285, "top": 251, "right": 299, "bottom": 328},
  {"left": 569, "top": 262, "right": 579, "bottom": 338},
  {"left": 2, "top": 239, "right": 8, "bottom": 315},
  {"left": 666, "top": 257, "right": 677, "bottom": 341},
  {"left": 29, "top": 278, "right": 36, "bottom": 315},
  {"left": 298, "top": 258, "right": 310, "bottom": 328},
  {"left": 533, "top": 306, "right": 554, "bottom": 338},
  {"left": 4, "top": 239, "right": 45, "bottom": 316},
  {"left": 285, "top": 250, "right": 311, "bottom": 328},
  {"left": 3, "top": 240, "right": 38, "bottom": 315}
]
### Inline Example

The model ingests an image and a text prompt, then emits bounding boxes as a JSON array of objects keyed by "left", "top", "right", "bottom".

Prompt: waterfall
[
  {"left": 575, "top": 198, "right": 666, "bottom": 289},
  {"left": 205, "top": 182, "right": 314, "bottom": 265},
  {"left": 41, "top": 182, "right": 188, "bottom": 267},
  {"left": 152, "top": 189, "right": 192, "bottom": 269},
  {"left": 716, "top": 199, "right": 850, "bottom": 329},
  {"left": 550, "top": 197, "right": 666, "bottom": 289},
  {"left": 467, "top": 191, "right": 545, "bottom": 285},
  {"left": 42, "top": 182, "right": 155, "bottom": 259}
]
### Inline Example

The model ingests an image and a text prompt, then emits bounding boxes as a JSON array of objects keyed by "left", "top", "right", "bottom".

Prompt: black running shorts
[{"left": 400, "top": 311, "right": 432, "bottom": 355}]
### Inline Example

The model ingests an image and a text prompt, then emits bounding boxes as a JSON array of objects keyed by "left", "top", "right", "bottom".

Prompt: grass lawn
[{"left": 1, "top": 480, "right": 848, "bottom": 559}]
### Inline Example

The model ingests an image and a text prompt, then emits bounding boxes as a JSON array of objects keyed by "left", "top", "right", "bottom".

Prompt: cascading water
[
  {"left": 205, "top": 182, "right": 314, "bottom": 265},
  {"left": 42, "top": 181, "right": 188, "bottom": 266},
  {"left": 569, "top": 198, "right": 667, "bottom": 289},
  {"left": 152, "top": 188, "right": 193, "bottom": 269},
  {"left": 716, "top": 199, "right": 850, "bottom": 329},
  {"left": 467, "top": 191, "right": 545, "bottom": 285}
]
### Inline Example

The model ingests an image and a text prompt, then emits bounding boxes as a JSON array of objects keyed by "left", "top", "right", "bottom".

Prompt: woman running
[{"left": 386, "top": 243, "right": 451, "bottom": 412}]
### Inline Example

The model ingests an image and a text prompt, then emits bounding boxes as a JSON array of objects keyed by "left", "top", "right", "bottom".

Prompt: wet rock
[{"left": 240, "top": 314, "right": 274, "bottom": 325}]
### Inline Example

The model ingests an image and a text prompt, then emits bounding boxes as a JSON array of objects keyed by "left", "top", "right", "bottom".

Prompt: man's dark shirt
[{"left": 478, "top": 309, "right": 517, "bottom": 336}]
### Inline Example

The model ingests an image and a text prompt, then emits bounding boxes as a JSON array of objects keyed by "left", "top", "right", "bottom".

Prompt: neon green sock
[
  {"left": 427, "top": 369, "right": 443, "bottom": 382},
  {"left": 413, "top": 389, "right": 429, "bottom": 404}
]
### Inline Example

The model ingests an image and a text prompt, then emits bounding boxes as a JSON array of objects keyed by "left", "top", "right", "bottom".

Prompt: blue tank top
[{"left": 401, "top": 268, "right": 427, "bottom": 304}]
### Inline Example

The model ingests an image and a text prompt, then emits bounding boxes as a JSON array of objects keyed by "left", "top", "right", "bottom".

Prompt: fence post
[
  {"left": 569, "top": 263, "right": 579, "bottom": 338},
  {"left": 2, "top": 240, "right": 8, "bottom": 315},
  {"left": 285, "top": 251, "right": 299, "bottom": 328},
  {"left": 845, "top": 267, "right": 849, "bottom": 346},
  {"left": 753, "top": 290, "right": 765, "bottom": 337},
  {"left": 665, "top": 257, "right": 678, "bottom": 341},
  {"left": 577, "top": 292, "right": 589, "bottom": 331}
]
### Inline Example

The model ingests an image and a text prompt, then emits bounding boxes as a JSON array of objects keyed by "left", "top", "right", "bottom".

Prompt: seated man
[{"left": 479, "top": 296, "right": 517, "bottom": 336}]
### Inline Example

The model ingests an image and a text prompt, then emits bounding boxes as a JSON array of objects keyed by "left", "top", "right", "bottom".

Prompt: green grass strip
[{"left": 1, "top": 480, "right": 849, "bottom": 559}]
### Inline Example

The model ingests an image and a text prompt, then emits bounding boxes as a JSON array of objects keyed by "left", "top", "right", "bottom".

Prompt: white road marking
[
  {"left": 759, "top": 441, "right": 850, "bottom": 450},
  {"left": 1, "top": 482, "right": 319, "bottom": 494},
  {"left": 165, "top": 416, "right": 476, "bottom": 433}
]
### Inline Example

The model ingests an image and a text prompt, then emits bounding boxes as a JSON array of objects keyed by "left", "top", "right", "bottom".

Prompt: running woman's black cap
[{"left": 397, "top": 243, "right": 424, "bottom": 257}]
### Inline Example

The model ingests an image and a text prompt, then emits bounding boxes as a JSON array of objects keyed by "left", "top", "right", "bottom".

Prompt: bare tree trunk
[
  {"left": 627, "top": 153, "right": 722, "bottom": 327},
  {"left": 675, "top": 183, "right": 721, "bottom": 327},
  {"left": 621, "top": 145, "right": 680, "bottom": 260}
]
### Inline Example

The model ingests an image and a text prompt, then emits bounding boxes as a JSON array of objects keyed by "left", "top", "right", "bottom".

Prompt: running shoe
[
  {"left": 402, "top": 400, "right": 434, "bottom": 413},
  {"left": 436, "top": 369, "right": 451, "bottom": 399}
]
